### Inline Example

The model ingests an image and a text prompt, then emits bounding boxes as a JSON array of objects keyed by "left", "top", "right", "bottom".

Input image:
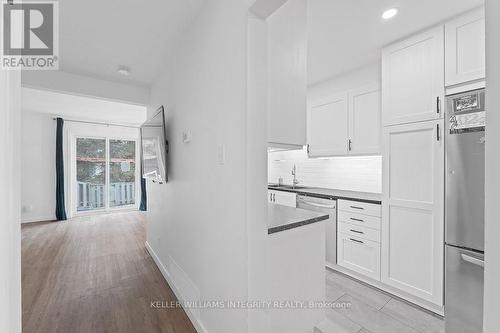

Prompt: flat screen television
[{"left": 141, "top": 106, "right": 168, "bottom": 183}]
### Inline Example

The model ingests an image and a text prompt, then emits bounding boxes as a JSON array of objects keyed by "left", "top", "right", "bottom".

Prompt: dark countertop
[
  {"left": 268, "top": 203, "right": 329, "bottom": 235},
  {"left": 268, "top": 184, "right": 382, "bottom": 204}
]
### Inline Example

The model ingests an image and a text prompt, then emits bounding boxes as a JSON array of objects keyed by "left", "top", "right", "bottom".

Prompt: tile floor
[{"left": 323, "top": 268, "right": 444, "bottom": 333}]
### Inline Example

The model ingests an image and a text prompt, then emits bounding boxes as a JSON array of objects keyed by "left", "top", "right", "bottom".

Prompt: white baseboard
[
  {"left": 21, "top": 216, "right": 56, "bottom": 224},
  {"left": 145, "top": 241, "right": 208, "bottom": 333}
]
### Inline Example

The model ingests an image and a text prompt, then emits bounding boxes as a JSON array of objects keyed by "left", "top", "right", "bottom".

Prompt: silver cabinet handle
[
  {"left": 350, "top": 217, "right": 364, "bottom": 222},
  {"left": 273, "top": 193, "right": 276, "bottom": 202},
  {"left": 461, "top": 254, "right": 484, "bottom": 268},
  {"left": 350, "top": 206, "right": 364, "bottom": 210},
  {"left": 350, "top": 229, "right": 364, "bottom": 234},
  {"left": 349, "top": 238, "right": 364, "bottom": 244},
  {"left": 270, "top": 193, "right": 273, "bottom": 202}
]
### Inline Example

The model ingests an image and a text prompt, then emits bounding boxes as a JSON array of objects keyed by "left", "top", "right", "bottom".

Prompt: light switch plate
[
  {"left": 218, "top": 144, "right": 226, "bottom": 165},
  {"left": 182, "top": 130, "right": 192, "bottom": 143}
]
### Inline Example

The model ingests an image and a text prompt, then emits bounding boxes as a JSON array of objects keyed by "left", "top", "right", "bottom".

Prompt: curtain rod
[{"left": 53, "top": 117, "right": 141, "bottom": 129}]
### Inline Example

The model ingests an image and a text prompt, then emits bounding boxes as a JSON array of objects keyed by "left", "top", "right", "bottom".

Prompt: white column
[{"left": 0, "top": 70, "right": 22, "bottom": 333}]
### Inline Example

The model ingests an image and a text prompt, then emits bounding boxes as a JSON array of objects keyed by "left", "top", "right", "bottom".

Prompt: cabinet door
[
  {"left": 307, "top": 93, "right": 349, "bottom": 156},
  {"left": 382, "top": 26, "right": 444, "bottom": 126},
  {"left": 445, "top": 7, "right": 485, "bottom": 86},
  {"left": 381, "top": 119, "right": 444, "bottom": 306},
  {"left": 273, "top": 191, "right": 297, "bottom": 207},
  {"left": 337, "top": 232, "right": 381, "bottom": 281},
  {"left": 267, "top": 0, "right": 307, "bottom": 146},
  {"left": 349, "top": 84, "right": 381, "bottom": 154}
]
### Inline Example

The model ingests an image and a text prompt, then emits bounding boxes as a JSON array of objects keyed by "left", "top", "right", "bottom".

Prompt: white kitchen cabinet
[
  {"left": 381, "top": 119, "right": 444, "bottom": 306},
  {"left": 445, "top": 7, "right": 485, "bottom": 88},
  {"left": 349, "top": 84, "right": 381, "bottom": 155},
  {"left": 268, "top": 190, "right": 297, "bottom": 208},
  {"left": 337, "top": 232, "right": 381, "bottom": 281},
  {"left": 307, "top": 93, "right": 349, "bottom": 156},
  {"left": 267, "top": 0, "right": 307, "bottom": 147},
  {"left": 382, "top": 26, "right": 444, "bottom": 126},
  {"left": 338, "top": 199, "right": 382, "bottom": 218},
  {"left": 307, "top": 84, "right": 381, "bottom": 157}
]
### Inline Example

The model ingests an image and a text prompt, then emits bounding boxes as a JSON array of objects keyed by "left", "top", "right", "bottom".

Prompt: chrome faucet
[{"left": 291, "top": 164, "right": 299, "bottom": 189}]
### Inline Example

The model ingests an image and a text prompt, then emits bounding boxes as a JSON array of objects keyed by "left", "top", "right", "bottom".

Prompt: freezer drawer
[{"left": 445, "top": 245, "right": 484, "bottom": 333}]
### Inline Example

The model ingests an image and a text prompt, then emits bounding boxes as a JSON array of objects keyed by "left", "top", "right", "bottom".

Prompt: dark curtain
[
  {"left": 55, "top": 118, "right": 67, "bottom": 221},
  {"left": 139, "top": 177, "right": 147, "bottom": 211}
]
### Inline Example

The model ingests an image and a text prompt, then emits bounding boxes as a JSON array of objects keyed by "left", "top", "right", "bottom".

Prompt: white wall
[
  {"left": 146, "top": 0, "right": 251, "bottom": 332},
  {"left": 20, "top": 110, "right": 140, "bottom": 223},
  {"left": 0, "top": 70, "right": 22, "bottom": 333},
  {"left": 22, "top": 70, "right": 150, "bottom": 105},
  {"left": 268, "top": 148, "right": 382, "bottom": 193},
  {"left": 247, "top": 14, "right": 270, "bottom": 333},
  {"left": 483, "top": 0, "right": 500, "bottom": 330},
  {"left": 21, "top": 112, "right": 57, "bottom": 222}
]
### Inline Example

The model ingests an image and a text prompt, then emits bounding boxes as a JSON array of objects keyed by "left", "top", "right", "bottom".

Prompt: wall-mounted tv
[{"left": 141, "top": 106, "right": 168, "bottom": 183}]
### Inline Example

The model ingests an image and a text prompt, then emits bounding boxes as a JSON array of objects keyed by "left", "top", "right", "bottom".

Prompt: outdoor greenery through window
[
  {"left": 76, "top": 138, "right": 136, "bottom": 212},
  {"left": 109, "top": 140, "right": 136, "bottom": 208}
]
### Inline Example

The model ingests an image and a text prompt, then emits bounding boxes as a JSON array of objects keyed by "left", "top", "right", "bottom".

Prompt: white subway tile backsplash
[{"left": 268, "top": 148, "right": 382, "bottom": 193}]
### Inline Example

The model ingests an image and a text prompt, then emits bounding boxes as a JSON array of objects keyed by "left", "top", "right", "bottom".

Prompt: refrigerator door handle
[{"left": 461, "top": 253, "right": 485, "bottom": 268}]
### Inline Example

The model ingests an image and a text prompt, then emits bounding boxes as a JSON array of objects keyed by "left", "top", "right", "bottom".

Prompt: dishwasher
[{"left": 297, "top": 194, "right": 337, "bottom": 266}]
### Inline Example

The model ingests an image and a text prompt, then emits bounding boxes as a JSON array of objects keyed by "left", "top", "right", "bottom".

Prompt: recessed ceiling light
[
  {"left": 382, "top": 8, "right": 398, "bottom": 20},
  {"left": 117, "top": 65, "right": 131, "bottom": 76}
]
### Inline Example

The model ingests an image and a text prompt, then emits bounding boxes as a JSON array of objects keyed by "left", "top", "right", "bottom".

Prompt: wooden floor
[{"left": 22, "top": 212, "right": 196, "bottom": 333}]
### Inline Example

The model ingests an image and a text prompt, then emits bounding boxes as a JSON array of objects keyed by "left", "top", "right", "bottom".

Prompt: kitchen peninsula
[{"left": 267, "top": 203, "right": 329, "bottom": 332}]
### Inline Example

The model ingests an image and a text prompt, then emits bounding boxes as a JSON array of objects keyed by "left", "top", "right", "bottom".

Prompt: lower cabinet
[
  {"left": 337, "top": 200, "right": 382, "bottom": 281},
  {"left": 268, "top": 190, "right": 297, "bottom": 207},
  {"left": 381, "top": 119, "right": 444, "bottom": 306},
  {"left": 337, "top": 232, "right": 381, "bottom": 281}
]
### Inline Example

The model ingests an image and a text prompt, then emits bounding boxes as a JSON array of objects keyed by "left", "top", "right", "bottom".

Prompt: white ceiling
[
  {"left": 58, "top": 0, "right": 205, "bottom": 87},
  {"left": 308, "top": 0, "right": 484, "bottom": 85}
]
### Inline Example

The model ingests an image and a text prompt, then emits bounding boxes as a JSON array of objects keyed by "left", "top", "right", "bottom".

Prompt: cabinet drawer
[
  {"left": 337, "top": 232, "right": 381, "bottom": 281},
  {"left": 338, "top": 222, "right": 380, "bottom": 243},
  {"left": 268, "top": 190, "right": 297, "bottom": 208},
  {"left": 338, "top": 210, "right": 381, "bottom": 230},
  {"left": 338, "top": 199, "right": 381, "bottom": 217}
]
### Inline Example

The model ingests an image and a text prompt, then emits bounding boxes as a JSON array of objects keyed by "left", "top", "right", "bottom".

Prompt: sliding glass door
[
  {"left": 109, "top": 140, "right": 136, "bottom": 208},
  {"left": 75, "top": 137, "right": 137, "bottom": 214},
  {"left": 76, "top": 138, "right": 106, "bottom": 212}
]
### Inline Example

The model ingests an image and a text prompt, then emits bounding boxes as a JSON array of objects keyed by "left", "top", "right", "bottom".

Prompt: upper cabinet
[
  {"left": 445, "top": 7, "right": 485, "bottom": 88},
  {"left": 382, "top": 26, "right": 444, "bottom": 126},
  {"left": 308, "top": 93, "right": 349, "bottom": 156},
  {"left": 267, "top": 0, "right": 307, "bottom": 147},
  {"left": 307, "top": 84, "right": 381, "bottom": 157},
  {"left": 349, "top": 84, "right": 381, "bottom": 155}
]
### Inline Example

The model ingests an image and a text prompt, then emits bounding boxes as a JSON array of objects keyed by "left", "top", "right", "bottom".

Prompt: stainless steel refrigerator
[{"left": 445, "top": 88, "right": 485, "bottom": 333}]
